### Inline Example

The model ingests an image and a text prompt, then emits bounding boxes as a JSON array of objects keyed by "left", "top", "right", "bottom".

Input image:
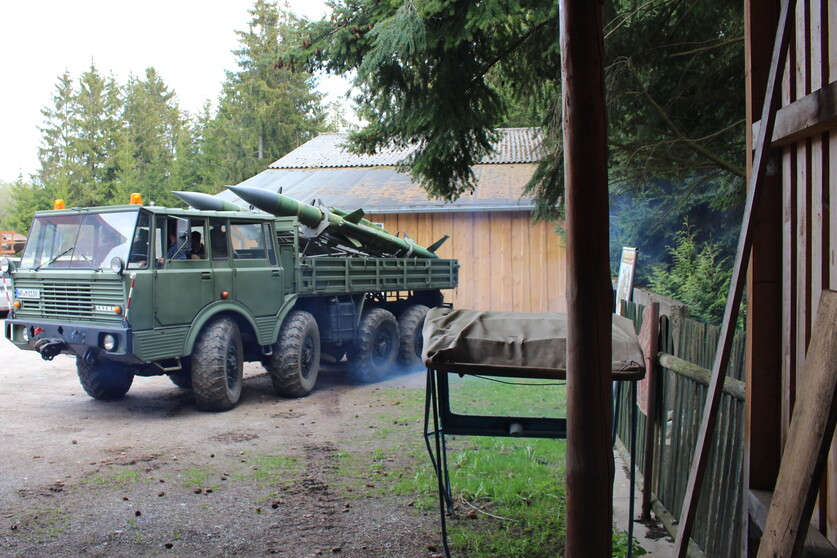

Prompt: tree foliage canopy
[
  {"left": 6, "top": 0, "right": 329, "bottom": 231},
  {"left": 293, "top": 0, "right": 744, "bottom": 215}
]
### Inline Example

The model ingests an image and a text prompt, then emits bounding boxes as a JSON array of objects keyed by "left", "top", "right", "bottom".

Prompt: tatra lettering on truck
[{"left": 1, "top": 190, "right": 458, "bottom": 411}]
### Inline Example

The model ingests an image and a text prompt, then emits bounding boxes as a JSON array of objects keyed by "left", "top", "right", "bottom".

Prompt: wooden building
[
  {"left": 745, "top": 0, "right": 837, "bottom": 552},
  {"left": 219, "top": 128, "right": 567, "bottom": 314}
]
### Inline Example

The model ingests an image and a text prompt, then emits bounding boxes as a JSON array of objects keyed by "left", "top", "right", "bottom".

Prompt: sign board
[{"left": 615, "top": 247, "right": 638, "bottom": 315}]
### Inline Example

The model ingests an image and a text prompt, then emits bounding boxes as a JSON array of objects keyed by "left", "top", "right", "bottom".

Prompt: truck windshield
[{"left": 20, "top": 210, "right": 140, "bottom": 271}]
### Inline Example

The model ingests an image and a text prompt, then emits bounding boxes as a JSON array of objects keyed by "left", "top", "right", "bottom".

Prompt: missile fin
[
  {"left": 343, "top": 208, "right": 366, "bottom": 224},
  {"left": 427, "top": 235, "right": 450, "bottom": 254}
]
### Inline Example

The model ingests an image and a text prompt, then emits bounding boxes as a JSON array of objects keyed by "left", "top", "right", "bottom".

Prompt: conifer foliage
[
  {"left": 294, "top": 0, "right": 744, "bottom": 214},
  {"left": 8, "top": 0, "right": 327, "bottom": 229}
]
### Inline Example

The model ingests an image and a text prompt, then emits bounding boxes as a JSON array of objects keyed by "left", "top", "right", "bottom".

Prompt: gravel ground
[{"left": 0, "top": 319, "right": 441, "bottom": 558}]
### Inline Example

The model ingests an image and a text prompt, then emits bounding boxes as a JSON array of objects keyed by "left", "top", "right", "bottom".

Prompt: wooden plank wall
[
  {"left": 368, "top": 211, "right": 567, "bottom": 313},
  {"left": 776, "top": 0, "right": 837, "bottom": 543}
]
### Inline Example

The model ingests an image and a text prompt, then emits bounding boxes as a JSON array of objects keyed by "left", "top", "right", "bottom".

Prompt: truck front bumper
[{"left": 5, "top": 318, "right": 135, "bottom": 362}]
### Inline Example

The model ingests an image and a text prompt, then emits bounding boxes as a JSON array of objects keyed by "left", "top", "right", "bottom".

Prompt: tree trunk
[{"left": 560, "top": 1, "right": 614, "bottom": 556}]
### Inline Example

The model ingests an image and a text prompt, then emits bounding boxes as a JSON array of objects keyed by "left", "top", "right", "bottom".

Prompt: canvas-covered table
[{"left": 421, "top": 308, "right": 646, "bottom": 556}]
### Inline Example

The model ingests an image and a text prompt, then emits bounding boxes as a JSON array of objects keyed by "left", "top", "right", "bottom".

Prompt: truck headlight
[
  {"left": 110, "top": 257, "right": 125, "bottom": 275},
  {"left": 0, "top": 257, "right": 10, "bottom": 274},
  {"left": 102, "top": 334, "right": 117, "bottom": 351}
]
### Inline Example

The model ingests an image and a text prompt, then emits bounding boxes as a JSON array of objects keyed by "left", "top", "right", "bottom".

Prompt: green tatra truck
[{"left": 1, "top": 189, "right": 458, "bottom": 411}]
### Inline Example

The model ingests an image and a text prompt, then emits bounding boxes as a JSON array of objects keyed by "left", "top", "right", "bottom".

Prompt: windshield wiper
[{"left": 35, "top": 247, "right": 75, "bottom": 271}]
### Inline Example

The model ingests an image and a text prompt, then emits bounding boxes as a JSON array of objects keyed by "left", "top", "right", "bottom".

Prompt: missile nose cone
[
  {"left": 225, "top": 185, "right": 275, "bottom": 212},
  {"left": 173, "top": 191, "right": 244, "bottom": 211}
]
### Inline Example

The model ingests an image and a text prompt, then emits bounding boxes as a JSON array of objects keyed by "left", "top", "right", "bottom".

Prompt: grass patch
[
  {"left": 335, "top": 377, "right": 637, "bottom": 557},
  {"left": 447, "top": 375, "right": 567, "bottom": 419},
  {"left": 443, "top": 436, "right": 567, "bottom": 558},
  {"left": 179, "top": 466, "right": 215, "bottom": 489},
  {"left": 9, "top": 505, "right": 71, "bottom": 542},
  {"left": 85, "top": 468, "right": 140, "bottom": 488}
]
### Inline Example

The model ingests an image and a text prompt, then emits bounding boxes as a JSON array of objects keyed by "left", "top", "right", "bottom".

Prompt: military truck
[{"left": 1, "top": 190, "right": 458, "bottom": 411}]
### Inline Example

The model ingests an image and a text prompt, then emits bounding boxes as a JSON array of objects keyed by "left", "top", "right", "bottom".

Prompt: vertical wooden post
[
  {"left": 744, "top": 0, "right": 783, "bottom": 554},
  {"left": 640, "top": 302, "right": 660, "bottom": 520},
  {"left": 560, "top": 1, "right": 613, "bottom": 556}
]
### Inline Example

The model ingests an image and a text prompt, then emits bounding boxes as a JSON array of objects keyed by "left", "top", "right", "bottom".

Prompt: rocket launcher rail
[{"left": 226, "top": 185, "right": 445, "bottom": 259}]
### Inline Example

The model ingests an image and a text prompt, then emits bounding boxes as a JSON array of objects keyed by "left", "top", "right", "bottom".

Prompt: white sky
[{"left": 0, "top": 0, "right": 351, "bottom": 183}]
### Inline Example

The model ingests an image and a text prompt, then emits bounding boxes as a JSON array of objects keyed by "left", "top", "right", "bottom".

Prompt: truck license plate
[{"left": 15, "top": 288, "right": 40, "bottom": 299}]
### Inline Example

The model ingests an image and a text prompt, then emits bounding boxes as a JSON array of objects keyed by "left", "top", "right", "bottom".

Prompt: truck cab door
[
  {"left": 229, "top": 221, "right": 283, "bottom": 322},
  {"left": 153, "top": 217, "right": 214, "bottom": 326}
]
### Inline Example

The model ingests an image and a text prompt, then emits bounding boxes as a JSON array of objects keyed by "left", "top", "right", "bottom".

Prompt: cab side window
[
  {"left": 209, "top": 218, "right": 229, "bottom": 261},
  {"left": 127, "top": 212, "right": 151, "bottom": 269},
  {"left": 230, "top": 223, "right": 266, "bottom": 260},
  {"left": 189, "top": 219, "right": 206, "bottom": 260}
]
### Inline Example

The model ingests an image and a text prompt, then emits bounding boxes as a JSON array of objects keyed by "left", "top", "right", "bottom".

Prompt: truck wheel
[
  {"left": 266, "top": 310, "right": 320, "bottom": 398},
  {"left": 76, "top": 359, "right": 134, "bottom": 400},
  {"left": 348, "top": 308, "right": 399, "bottom": 383},
  {"left": 191, "top": 317, "right": 243, "bottom": 411},
  {"left": 397, "top": 304, "right": 430, "bottom": 370}
]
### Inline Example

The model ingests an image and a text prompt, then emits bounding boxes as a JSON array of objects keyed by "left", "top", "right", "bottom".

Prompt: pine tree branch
[
  {"left": 670, "top": 36, "right": 744, "bottom": 58},
  {"left": 626, "top": 58, "right": 745, "bottom": 178}
]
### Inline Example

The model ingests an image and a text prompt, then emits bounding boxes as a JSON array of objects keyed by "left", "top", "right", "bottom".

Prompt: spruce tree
[
  {"left": 213, "top": 0, "right": 325, "bottom": 185},
  {"left": 118, "top": 68, "right": 190, "bottom": 206}
]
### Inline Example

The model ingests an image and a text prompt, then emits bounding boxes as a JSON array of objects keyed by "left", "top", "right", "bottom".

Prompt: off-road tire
[
  {"left": 266, "top": 310, "right": 320, "bottom": 398},
  {"left": 191, "top": 317, "right": 243, "bottom": 411},
  {"left": 76, "top": 358, "right": 134, "bottom": 400},
  {"left": 397, "top": 304, "right": 430, "bottom": 370},
  {"left": 347, "top": 308, "right": 399, "bottom": 384}
]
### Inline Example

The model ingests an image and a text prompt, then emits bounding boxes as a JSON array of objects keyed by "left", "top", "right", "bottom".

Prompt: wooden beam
[
  {"left": 640, "top": 303, "right": 660, "bottom": 520},
  {"left": 752, "top": 80, "right": 837, "bottom": 146},
  {"left": 559, "top": 1, "right": 613, "bottom": 556},
  {"left": 672, "top": 0, "right": 797, "bottom": 555},
  {"left": 756, "top": 291, "right": 837, "bottom": 558}
]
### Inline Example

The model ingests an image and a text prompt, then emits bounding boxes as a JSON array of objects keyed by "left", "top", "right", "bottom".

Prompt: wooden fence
[{"left": 615, "top": 301, "right": 746, "bottom": 557}]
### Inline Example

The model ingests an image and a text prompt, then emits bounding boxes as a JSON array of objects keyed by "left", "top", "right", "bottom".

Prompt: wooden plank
[
  {"left": 673, "top": 0, "right": 797, "bottom": 554},
  {"left": 797, "top": 141, "right": 812, "bottom": 395},
  {"left": 528, "top": 219, "right": 548, "bottom": 313},
  {"left": 546, "top": 227, "right": 564, "bottom": 313},
  {"left": 472, "top": 212, "right": 491, "bottom": 311},
  {"left": 783, "top": 145, "right": 798, "bottom": 442},
  {"left": 640, "top": 303, "right": 660, "bottom": 520},
  {"left": 831, "top": 0, "right": 837, "bottom": 82},
  {"left": 751, "top": 80, "right": 837, "bottom": 146},
  {"left": 451, "top": 211, "right": 474, "bottom": 311},
  {"left": 489, "top": 212, "right": 513, "bottom": 312},
  {"left": 810, "top": 0, "right": 822, "bottom": 93},
  {"left": 510, "top": 214, "right": 532, "bottom": 313},
  {"left": 751, "top": 488, "right": 837, "bottom": 557},
  {"left": 757, "top": 290, "right": 837, "bottom": 558}
]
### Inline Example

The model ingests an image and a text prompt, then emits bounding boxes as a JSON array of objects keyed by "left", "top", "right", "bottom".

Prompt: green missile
[
  {"left": 173, "top": 190, "right": 245, "bottom": 212},
  {"left": 328, "top": 207, "right": 384, "bottom": 230},
  {"left": 226, "top": 185, "right": 438, "bottom": 259}
]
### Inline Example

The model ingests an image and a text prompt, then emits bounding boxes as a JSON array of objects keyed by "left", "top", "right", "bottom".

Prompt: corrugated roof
[
  {"left": 219, "top": 164, "right": 537, "bottom": 214},
  {"left": 269, "top": 127, "right": 543, "bottom": 169}
]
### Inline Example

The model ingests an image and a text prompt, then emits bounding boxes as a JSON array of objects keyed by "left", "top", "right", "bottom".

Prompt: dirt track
[{"left": 0, "top": 318, "right": 441, "bottom": 557}]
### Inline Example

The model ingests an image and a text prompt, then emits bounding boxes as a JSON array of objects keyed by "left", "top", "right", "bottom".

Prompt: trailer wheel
[
  {"left": 266, "top": 310, "right": 320, "bottom": 397},
  {"left": 76, "top": 358, "right": 134, "bottom": 400},
  {"left": 397, "top": 304, "right": 430, "bottom": 370},
  {"left": 191, "top": 317, "right": 243, "bottom": 411},
  {"left": 348, "top": 308, "right": 399, "bottom": 383}
]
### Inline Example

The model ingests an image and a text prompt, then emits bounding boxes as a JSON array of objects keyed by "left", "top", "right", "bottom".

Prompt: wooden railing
[{"left": 615, "top": 301, "right": 746, "bottom": 557}]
